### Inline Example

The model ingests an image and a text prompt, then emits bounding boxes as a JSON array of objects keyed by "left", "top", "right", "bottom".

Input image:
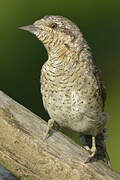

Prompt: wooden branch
[{"left": 0, "top": 90, "right": 119, "bottom": 180}]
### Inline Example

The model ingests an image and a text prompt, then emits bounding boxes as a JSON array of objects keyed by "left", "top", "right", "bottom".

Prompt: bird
[{"left": 19, "top": 15, "right": 109, "bottom": 164}]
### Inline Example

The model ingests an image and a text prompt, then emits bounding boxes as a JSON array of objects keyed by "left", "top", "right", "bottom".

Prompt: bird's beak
[{"left": 19, "top": 25, "right": 38, "bottom": 33}]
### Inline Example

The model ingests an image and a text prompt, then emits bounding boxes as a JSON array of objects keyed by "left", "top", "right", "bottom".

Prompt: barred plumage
[{"left": 20, "top": 15, "right": 109, "bottom": 164}]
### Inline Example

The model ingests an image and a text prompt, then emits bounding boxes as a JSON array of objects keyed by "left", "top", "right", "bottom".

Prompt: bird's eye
[{"left": 51, "top": 23, "right": 57, "bottom": 29}]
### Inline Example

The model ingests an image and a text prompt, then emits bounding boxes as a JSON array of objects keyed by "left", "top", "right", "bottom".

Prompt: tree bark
[{"left": 0, "top": 90, "right": 119, "bottom": 180}]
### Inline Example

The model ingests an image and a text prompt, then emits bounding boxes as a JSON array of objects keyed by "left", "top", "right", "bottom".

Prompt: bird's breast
[{"left": 40, "top": 58, "right": 106, "bottom": 134}]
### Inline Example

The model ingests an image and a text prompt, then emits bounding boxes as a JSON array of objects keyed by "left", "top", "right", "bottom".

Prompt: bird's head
[{"left": 19, "top": 15, "right": 87, "bottom": 54}]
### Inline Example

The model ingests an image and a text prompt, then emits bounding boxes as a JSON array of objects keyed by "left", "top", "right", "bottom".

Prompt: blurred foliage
[{"left": 0, "top": 0, "right": 120, "bottom": 172}]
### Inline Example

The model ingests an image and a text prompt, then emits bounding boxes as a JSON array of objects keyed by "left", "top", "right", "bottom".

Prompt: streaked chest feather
[{"left": 41, "top": 57, "right": 103, "bottom": 122}]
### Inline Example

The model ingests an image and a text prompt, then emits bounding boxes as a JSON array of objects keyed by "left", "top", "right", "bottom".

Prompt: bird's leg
[
  {"left": 90, "top": 136, "right": 96, "bottom": 157},
  {"left": 85, "top": 136, "right": 96, "bottom": 163},
  {"left": 43, "top": 119, "right": 55, "bottom": 140},
  {"left": 80, "top": 133, "right": 92, "bottom": 153}
]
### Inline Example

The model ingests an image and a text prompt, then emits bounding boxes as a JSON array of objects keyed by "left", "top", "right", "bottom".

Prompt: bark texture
[{"left": 0, "top": 90, "right": 119, "bottom": 180}]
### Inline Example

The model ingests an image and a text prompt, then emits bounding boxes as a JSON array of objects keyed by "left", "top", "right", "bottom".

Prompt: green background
[{"left": 0, "top": 0, "right": 120, "bottom": 172}]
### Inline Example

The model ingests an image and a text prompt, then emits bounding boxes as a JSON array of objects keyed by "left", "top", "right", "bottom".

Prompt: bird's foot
[
  {"left": 84, "top": 136, "right": 96, "bottom": 163},
  {"left": 83, "top": 145, "right": 91, "bottom": 152},
  {"left": 85, "top": 145, "right": 96, "bottom": 163},
  {"left": 43, "top": 119, "right": 54, "bottom": 140}
]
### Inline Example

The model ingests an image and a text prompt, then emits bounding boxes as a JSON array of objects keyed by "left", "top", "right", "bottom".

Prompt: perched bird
[{"left": 19, "top": 15, "right": 109, "bottom": 163}]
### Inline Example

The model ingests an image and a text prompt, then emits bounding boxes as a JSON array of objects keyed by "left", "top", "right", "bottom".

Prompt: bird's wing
[{"left": 93, "top": 66, "right": 106, "bottom": 110}]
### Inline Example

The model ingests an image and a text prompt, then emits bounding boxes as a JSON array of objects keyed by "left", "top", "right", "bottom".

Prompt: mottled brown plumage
[{"left": 20, "top": 15, "right": 109, "bottom": 164}]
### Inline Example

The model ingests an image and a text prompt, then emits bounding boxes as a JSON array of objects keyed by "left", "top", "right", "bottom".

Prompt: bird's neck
[
  {"left": 44, "top": 33, "right": 89, "bottom": 58},
  {"left": 44, "top": 47, "right": 92, "bottom": 76},
  {"left": 43, "top": 33, "right": 91, "bottom": 70}
]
